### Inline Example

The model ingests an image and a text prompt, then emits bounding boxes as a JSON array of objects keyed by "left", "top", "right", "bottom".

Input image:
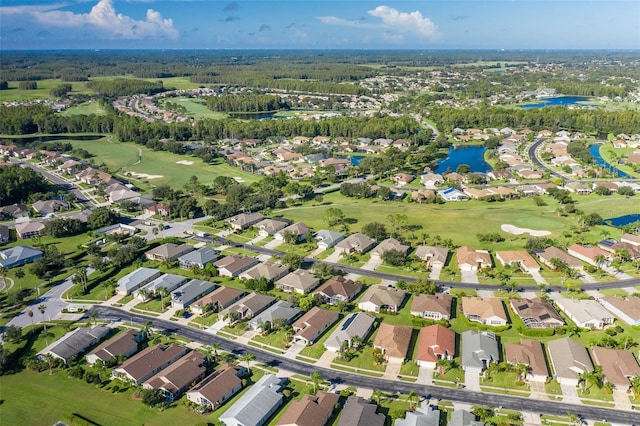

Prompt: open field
[
  {"left": 159, "top": 97, "right": 227, "bottom": 120},
  {"left": 598, "top": 143, "right": 640, "bottom": 178},
  {"left": 65, "top": 136, "right": 261, "bottom": 188},
  {"left": 0, "top": 79, "right": 94, "bottom": 102},
  {"left": 59, "top": 101, "right": 107, "bottom": 116},
  {"left": 277, "top": 192, "right": 634, "bottom": 250}
]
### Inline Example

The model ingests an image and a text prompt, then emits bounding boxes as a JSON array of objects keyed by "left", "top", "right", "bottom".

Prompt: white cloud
[
  {"left": 368, "top": 6, "right": 438, "bottom": 39},
  {"left": 1, "top": 0, "right": 178, "bottom": 40},
  {"left": 319, "top": 5, "right": 440, "bottom": 43}
]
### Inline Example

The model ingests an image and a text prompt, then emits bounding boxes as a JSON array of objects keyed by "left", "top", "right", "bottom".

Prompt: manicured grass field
[
  {"left": 0, "top": 369, "right": 203, "bottom": 426},
  {"left": 65, "top": 136, "right": 261, "bottom": 189},
  {"left": 0, "top": 79, "right": 94, "bottom": 102},
  {"left": 59, "top": 101, "right": 107, "bottom": 116},
  {"left": 159, "top": 97, "right": 228, "bottom": 120},
  {"left": 277, "top": 192, "right": 633, "bottom": 251}
]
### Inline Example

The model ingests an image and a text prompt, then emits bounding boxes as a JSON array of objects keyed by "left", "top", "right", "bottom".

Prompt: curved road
[{"left": 89, "top": 306, "right": 640, "bottom": 425}]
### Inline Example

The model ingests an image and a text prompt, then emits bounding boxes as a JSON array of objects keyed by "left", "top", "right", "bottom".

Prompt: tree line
[
  {"left": 0, "top": 165, "right": 51, "bottom": 205},
  {"left": 206, "top": 94, "right": 286, "bottom": 113},
  {"left": 86, "top": 79, "right": 166, "bottom": 97}
]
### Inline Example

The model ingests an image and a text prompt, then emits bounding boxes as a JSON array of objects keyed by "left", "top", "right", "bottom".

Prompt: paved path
[
  {"left": 316, "top": 350, "right": 337, "bottom": 368},
  {"left": 264, "top": 239, "right": 284, "bottom": 249},
  {"left": 465, "top": 371, "right": 480, "bottom": 392},
  {"left": 382, "top": 359, "right": 402, "bottom": 380},
  {"left": 361, "top": 256, "right": 383, "bottom": 271},
  {"left": 429, "top": 265, "right": 442, "bottom": 280},
  {"left": 580, "top": 270, "right": 598, "bottom": 284},
  {"left": 283, "top": 342, "right": 306, "bottom": 359},
  {"left": 308, "top": 246, "right": 326, "bottom": 258},
  {"left": 530, "top": 270, "right": 548, "bottom": 285},
  {"left": 560, "top": 383, "right": 581, "bottom": 404},
  {"left": 461, "top": 270, "right": 479, "bottom": 284},
  {"left": 324, "top": 251, "right": 342, "bottom": 263},
  {"left": 417, "top": 365, "right": 433, "bottom": 385}
]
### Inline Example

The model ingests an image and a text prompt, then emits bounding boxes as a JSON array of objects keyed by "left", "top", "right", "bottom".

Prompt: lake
[
  {"left": 434, "top": 145, "right": 491, "bottom": 173},
  {"left": 588, "top": 144, "right": 629, "bottom": 178},
  {"left": 521, "top": 96, "right": 590, "bottom": 109},
  {"left": 605, "top": 214, "right": 640, "bottom": 227},
  {"left": 229, "top": 112, "right": 278, "bottom": 120}
]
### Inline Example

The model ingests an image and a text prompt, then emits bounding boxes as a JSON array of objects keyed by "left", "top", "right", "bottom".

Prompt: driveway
[
  {"left": 460, "top": 270, "right": 479, "bottom": 284},
  {"left": 324, "top": 251, "right": 342, "bottom": 263},
  {"left": 529, "top": 270, "right": 548, "bottom": 285},
  {"left": 429, "top": 265, "right": 442, "bottom": 280},
  {"left": 264, "top": 239, "right": 284, "bottom": 249},
  {"left": 361, "top": 256, "right": 383, "bottom": 271}
]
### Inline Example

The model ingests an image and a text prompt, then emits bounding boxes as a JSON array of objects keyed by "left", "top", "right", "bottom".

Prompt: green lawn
[
  {"left": 252, "top": 329, "right": 292, "bottom": 350},
  {"left": 399, "top": 360, "right": 420, "bottom": 377},
  {"left": 133, "top": 298, "right": 167, "bottom": 313},
  {"left": 64, "top": 136, "right": 261, "bottom": 189},
  {"left": 545, "top": 380, "right": 563, "bottom": 401},
  {"left": 158, "top": 97, "right": 228, "bottom": 120},
  {"left": 59, "top": 101, "right": 107, "bottom": 116},
  {"left": 299, "top": 317, "right": 343, "bottom": 359},
  {"left": 0, "top": 369, "right": 205, "bottom": 426},
  {"left": 480, "top": 371, "right": 530, "bottom": 396},
  {"left": 332, "top": 344, "right": 387, "bottom": 373}
]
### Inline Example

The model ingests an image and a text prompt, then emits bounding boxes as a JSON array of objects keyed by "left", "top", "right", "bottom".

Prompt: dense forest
[
  {"left": 206, "top": 94, "right": 287, "bottom": 113},
  {"left": 86, "top": 79, "right": 167, "bottom": 97},
  {"left": 0, "top": 165, "right": 51, "bottom": 205}
]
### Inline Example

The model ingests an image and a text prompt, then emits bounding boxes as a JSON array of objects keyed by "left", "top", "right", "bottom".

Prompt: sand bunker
[
  {"left": 176, "top": 160, "right": 194, "bottom": 165},
  {"left": 233, "top": 177, "right": 245, "bottom": 183},
  {"left": 501, "top": 224, "right": 551, "bottom": 237},
  {"left": 129, "top": 172, "right": 163, "bottom": 180}
]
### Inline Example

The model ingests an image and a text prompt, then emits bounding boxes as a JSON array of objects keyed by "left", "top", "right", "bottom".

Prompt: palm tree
[
  {"left": 89, "top": 311, "right": 98, "bottom": 325},
  {"left": 157, "top": 287, "right": 170, "bottom": 311},
  {"left": 142, "top": 320, "right": 153, "bottom": 339},
  {"left": 407, "top": 390, "right": 418, "bottom": 410},
  {"left": 310, "top": 371, "right": 323, "bottom": 394},
  {"left": 210, "top": 343, "right": 222, "bottom": 362},
  {"left": 14, "top": 269, "right": 25, "bottom": 290},
  {"left": 371, "top": 388, "right": 384, "bottom": 405},
  {"left": 38, "top": 304, "right": 47, "bottom": 330},
  {"left": 27, "top": 309, "right": 34, "bottom": 334},
  {"left": 240, "top": 352, "right": 256, "bottom": 371},
  {"left": 73, "top": 267, "right": 88, "bottom": 294}
]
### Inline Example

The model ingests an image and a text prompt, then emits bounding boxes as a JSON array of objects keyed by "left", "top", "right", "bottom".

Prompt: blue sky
[{"left": 1, "top": 0, "right": 639, "bottom": 50}]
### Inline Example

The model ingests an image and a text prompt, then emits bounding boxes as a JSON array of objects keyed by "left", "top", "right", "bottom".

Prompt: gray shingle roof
[
  {"left": 0, "top": 245, "right": 43, "bottom": 268},
  {"left": 219, "top": 374, "right": 284, "bottom": 426}
]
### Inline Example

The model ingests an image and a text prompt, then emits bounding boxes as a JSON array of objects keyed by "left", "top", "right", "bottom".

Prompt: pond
[
  {"left": 337, "top": 155, "right": 365, "bottom": 166},
  {"left": 0, "top": 135, "right": 104, "bottom": 145},
  {"left": 588, "top": 144, "right": 629, "bottom": 178},
  {"left": 520, "top": 96, "right": 591, "bottom": 109},
  {"left": 229, "top": 112, "right": 278, "bottom": 120},
  {"left": 434, "top": 145, "right": 491, "bottom": 173},
  {"left": 604, "top": 214, "right": 640, "bottom": 227}
]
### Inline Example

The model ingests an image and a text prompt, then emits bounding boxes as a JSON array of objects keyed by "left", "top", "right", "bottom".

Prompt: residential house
[
  {"left": 191, "top": 286, "right": 246, "bottom": 315},
  {"left": 292, "top": 307, "right": 340, "bottom": 345},
  {"left": 0, "top": 203, "right": 29, "bottom": 219},
  {"left": 321, "top": 158, "right": 351, "bottom": 174},
  {"left": 313, "top": 276, "right": 362, "bottom": 305},
  {"left": 370, "top": 238, "right": 410, "bottom": 259},
  {"left": 214, "top": 256, "right": 260, "bottom": 278},
  {"left": 391, "top": 173, "right": 414, "bottom": 185},
  {"left": 145, "top": 243, "right": 194, "bottom": 262},
  {"left": 416, "top": 325, "right": 456, "bottom": 367},
  {"left": 178, "top": 247, "right": 218, "bottom": 269},
  {"left": 495, "top": 251, "right": 541, "bottom": 273},
  {"left": 0, "top": 245, "right": 43, "bottom": 268},
  {"left": 395, "top": 406, "right": 441, "bottom": 426},
  {"left": 598, "top": 296, "right": 640, "bottom": 326},
  {"left": 31, "top": 199, "right": 70, "bottom": 216},
  {"left": 547, "top": 338, "right": 593, "bottom": 385},
  {"left": 240, "top": 262, "right": 290, "bottom": 282},
  {"left": 248, "top": 301, "right": 301, "bottom": 331},
  {"left": 275, "top": 222, "right": 310, "bottom": 243},
  {"left": 334, "top": 233, "right": 376, "bottom": 254},
  {"left": 86, "top": 329, "right": 141, "bottom": 366},
  {"left": 504, "top": 340, "right": 549, "bottom": 381},
  {"left": 324, "top": 312, "right": 375, "bottom": 352},
  {"left": 276, "top": 269, "right": 320, "bottom": 294},
  {"left": 373, "top": 323, "right": 413, "bottom": 362},
  {"left": 223, "top": 293, "right": 277, "bottom": 321},
  {"left": 437, "top": 188, "right": 469, "bottom": 202},
  {"left": 461, "top": 297, "right": 508, "bottom": 326},
  {"left": 410, "top": 293, "right": 453, "bottom": 320},
  {"left": 621, "top": 233, "right": 640, "bottom": 247},
  {"left": 414, "top": 246, "right": 449, "bottom": 268},
  {"left": 255, "top": 218, "right": 290, "bottom": 237},
  {"left": 411, "top": 189, "right": 437, "bottom": 204},
  {"left": 135, "top": 274, "right": 189, "bottom": 300},
  {"left": 143, "top": 352, "right": 206, "bottom": 401},
  {"left": 567, "top": 244, "right": 611, "bottom": 267},
  {"left": 14, "top": 221, "right": 46, "bottom": 239},
  {"left": 113, "top": 344, "right": 189, "bottom": 385},
  {"left": 42, "top": 325, "right": 110, "bottom": 365},
  {"left": 337, "top": 397, "right": 385, "bottom": 426},
  {"left": 460, "top": 331, "right": 500, "bottom": 372},
  {"left": 597, "top": 239, "right": 640, "bottom": 261},
  {"left": 450, "top": 409, "right": 484, "bottom": 426},
  {"left": 314, "top": 230, "right": 345, "bottom": 250},
  {"left": 170, "top": 280, "right": 217, "bottom": 310},
  {"left": 456, "top": 247, "right": 492, "bottom": 271},
  {"left": 357, "top": 285, "right": 406, "bottom": 313},
  {"left": 510, "top": 298, "right": 564, "bottom": 328},
  {"left": 219, "top": 374, "right": 285, "bottom": 426},
  {"left": 144, "top": 202, "right": 171, "bottom": 217},
  {"left": 554, "top": 297, "right": 615, "bottom": 329},
  {"left": 186, "top": 363, "right": 247, "bottom": 411},
  {"left": 0, "top": 224, "right": 10, "bottom": 245},
  {"left": 276, "top": 392, "right": 339, "bottom": 426},
  {"left": 536, "top": 247, "right": 583, "bottom": 270},
  {"left": 565, "top": 182, "right": 592, "bottom": 195},
  {"left": 420, "top": 173, "right": 444, "bottom": 188},
  {"left": 116, "top": 267, "right": 162, "bottom": 295},
  {"left": 57, "top": 159, "right": 84, "bottom": 175},
  {"left": 590, "top": 346, "right": 640, "bottom": 388},
  {"left": 226, "top": 212, "right": 264, "bottom": 231}
]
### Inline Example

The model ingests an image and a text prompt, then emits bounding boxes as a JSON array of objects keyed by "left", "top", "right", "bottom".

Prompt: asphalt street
[{"left": 90, "top": 305, "right": 640, "bottom": 425}]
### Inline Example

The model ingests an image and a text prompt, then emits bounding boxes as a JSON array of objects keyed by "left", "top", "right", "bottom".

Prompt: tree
[
  {"left": 157, "top": 287, "right": 170, "bottom": 311},
  {"left": 38, "top": 304, "right": 48, "bottom": 344},
  {"left": 361, "top": 222, "right": 388, "bottom": 240},
  {"left": 72, "top": 267, "right": 88, "bottom": 294},
  {"left": 324, "top": 207, "right": 345, "bottom": 228},
  {"left": 27, "top": 309, "right": 34, "bottom": 334},
  {"left": 381, "top": 249, "right": 406, "bottom": 266},
  {"left": 240, "top": 352, "right": 256, "bottom": 371},
  {"left": 142, "top": 320, "right": 153, "bottom": 339},
  {"left": 310, "top": 371, "right": 323, "bottom": 393},
  {"left": 3, "top": 325, "right": 23, "bottom": 343},
  {"left": 14, "top": 269, "right": 25, "bottom": 290},
  {"left": 456, "top": 164, "right": 471, "bottom": 174},
  {"left": 281, "top": 253, "right": 303, "bottom": 270},
  {"left": 89, "top": 311, "right": 98, "bottom": 325},
  {"left": 141, "top": 388, "right": 165, "bottom": 407},
  {"left": 407, "top": 390, "right": 418, "bottom": 410},
  {"left": 372, "top": 388, "right": 384, "bottom": 405},
  {"left": 87, "top": 207, "right": 119, "bottom": 230}
]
